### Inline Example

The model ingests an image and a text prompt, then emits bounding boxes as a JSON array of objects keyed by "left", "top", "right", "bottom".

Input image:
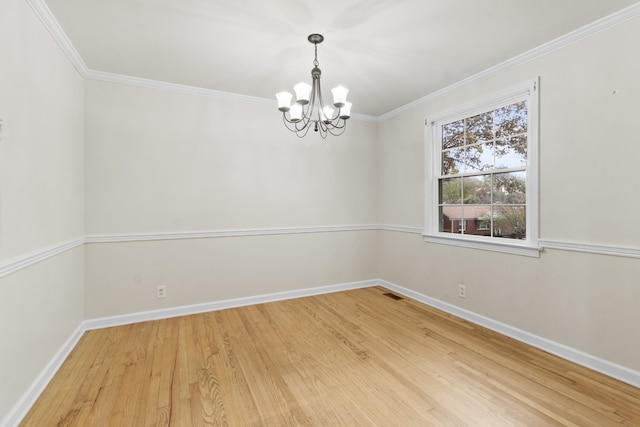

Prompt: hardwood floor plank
[{"left": 19, "top": 286, "right": 640, "bottom": 426}]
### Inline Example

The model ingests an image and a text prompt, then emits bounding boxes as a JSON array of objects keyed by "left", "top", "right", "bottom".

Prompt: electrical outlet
[
  {"left": 458, "top": 284, "right": 466, "bottom": 298},
  {"left": 156, "top": 285, "right": 167, "bottom": 299}
]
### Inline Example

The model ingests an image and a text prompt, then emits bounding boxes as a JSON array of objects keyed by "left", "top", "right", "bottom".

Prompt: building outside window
[{"left": 424, "top": 79, "right": 539, "bottom": 256}]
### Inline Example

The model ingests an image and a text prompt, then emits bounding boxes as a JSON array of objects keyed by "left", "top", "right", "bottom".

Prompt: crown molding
[
  {"left": 83, "top": 70, "right": 379, "bottom": 122},
  {"left": 377, "top": 2, "right": 640, "bottom": 122},
  {"left": 25, "top": 0, "right": 88, "bottom": 75},
  {"left": 29, "top": 0, "right": 640, "bottom": 124},
  {"left": 26, "top": 0, "right": 379, "bottom": 122},
  {"left": 85, "top": 69, "right": 275, "bottom": 107}
]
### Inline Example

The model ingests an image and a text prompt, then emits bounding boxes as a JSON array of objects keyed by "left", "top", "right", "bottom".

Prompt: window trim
[{"left": 424, "top": 79, "right": 540, "bottom": 257}]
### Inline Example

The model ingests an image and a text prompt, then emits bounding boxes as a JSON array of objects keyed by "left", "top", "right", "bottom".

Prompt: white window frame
[
  {"left": 476, "top": 219, "right": 491, "bottom": 231},
  {"left": 424, "top": 79, "right": 540, "bottom": 257}
]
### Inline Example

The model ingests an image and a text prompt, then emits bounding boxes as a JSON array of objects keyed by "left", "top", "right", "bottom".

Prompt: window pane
[
  {"left": 442, "top": 148, "right": 464, "bottom": 175},
  {"left": 466, "top": 111, "right": 493, "bottom": 144},
  {"left": 442, "top": 120, "right": 464, "bottom": 149},
  {"left": 495, "top": 136, "right": 527, "bottom": 169},
  {"left": 465, "top": 142, "right": 494, "bottom": 172},
  {"left": 493, "top": 205, "right": 526, "bottom": 240},
  {"left": 438, "top": 206, "right": 446, "bottom": 232},
  {"left": 463, "top": 205, "right": 491, "bottom": 236},
  {"left": 439, "top": 178, "right": 462, "bottom": 204},
  {"left": 463, "top": 175, "right": 491, "bottom": 204},
  {"left": 495, "top": 101, "right": 527, "bottom": 138},
  {"left": 431, "top": 82, "right": 536, "bottom": 246},
  {"left": 439, "top": 205, "right": 462, "bottom": 233},
  {"left": 493, "top": 171, "right": 526, "bottom": 204}
]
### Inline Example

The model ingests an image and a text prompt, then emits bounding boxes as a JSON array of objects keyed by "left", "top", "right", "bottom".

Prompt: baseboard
[
  {"left": 2, "top": 279, "right": 379, "bottom": 427},
  {"left": 83, "top": 279, "right": 378, "bottom": 330},
  {"left": 1, "top": 324, "right": 86, "bottom": 427},
  {"left": 379, "top": 279, "right": 640, "bottom": 389},
  {"left": 6, "top": 277, "right": 639, "bottom": 427}
]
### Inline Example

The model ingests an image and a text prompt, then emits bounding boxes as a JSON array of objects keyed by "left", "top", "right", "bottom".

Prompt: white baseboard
[
  {"left": 379, "top": 279, "right": 640, "bottom": 389},
  {"left": 6, "top": 277, "right": 639, "bottom": 427},
  {"left": 1, "top": 324, "right": 85, "bottom": 427},
  {"left": 83, "top": 279, "right": 378, "bottom": 331},
  {"left": 2, "top": 279, "right": 378, "bottom": 427}
]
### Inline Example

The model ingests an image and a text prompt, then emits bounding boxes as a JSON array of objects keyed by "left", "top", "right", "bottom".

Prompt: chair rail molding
[
  {"left": 0, "top": 238, "right": 85, "bottom": 279},
  {"left": 3, "top": 228, "right": 640, "bottom": 280}
]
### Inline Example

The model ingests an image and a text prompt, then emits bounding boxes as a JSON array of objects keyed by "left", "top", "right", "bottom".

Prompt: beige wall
[
  {"left": 3, "top": 1, "right": 640, "bottom": 423},
  {"left": 84, "top": 81, "right": 378, "bottom": 234},
  {"left": 83, "top": 80, "right": 379, "bottom": 317},
  {"left": 85, "top": 231, "right": 378, "bottom": 318},
  {"left": 0, "top": 0, "right": 85, "bottom": 421},
  {"left": 378, "top": 16, "right": 640, "bottom": 371}
]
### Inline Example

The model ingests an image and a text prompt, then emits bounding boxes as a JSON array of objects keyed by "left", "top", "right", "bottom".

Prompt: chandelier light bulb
[
  {"left": 289, "top": 104, "right": 303, "bottom": 122},
  {"left": 332, "top": 85, "right": 349, "bottom": 108},
  {"left": 275, "top": 91, "right": 293, "bottom": 112},
  {"left": 321, "top": 106, "right": 335, "bottom": 123},
  {"left": 339, "top": 102, "right": 352, "bottom": 119},
  {"left": 294, "top": 82, "right": 312, "bottom": 105}
]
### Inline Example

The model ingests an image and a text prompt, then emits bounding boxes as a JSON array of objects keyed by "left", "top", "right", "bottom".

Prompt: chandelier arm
[
  {"left": 315, "top": 77, "right": 343, "bottom": 123},
  {"left": 326, "top": 118, "right": 347, "bottom": 130},
  {"left": 316, "top": 120, "right": 328, "bottom": 139},
  {"left": 320, "top": 118, "right": 344, "bottom": 137},
  {"left": 296, "top": 122, "right": 313, "bottom": 138},
  {"left": 282, "top": 113, "right": 306, "bottom": 129},
  {"left": 327, "top": 121, "right": 347, "bottom": 136},
  {"left": 282, "top": 114, "right": 314, "bottom": 138},
  {"left": 282, "top": 114, "right": 307, "bottom": 133}
]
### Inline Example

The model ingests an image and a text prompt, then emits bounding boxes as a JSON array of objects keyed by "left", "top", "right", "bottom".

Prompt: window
[
  {"left": 424, "top": 79, "right": 539, "bottom": 256},
  {"left": 477, "top": 219, "right": 491, "bottom": 231}
]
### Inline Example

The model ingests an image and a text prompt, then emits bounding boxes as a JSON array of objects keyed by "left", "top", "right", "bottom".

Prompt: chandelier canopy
[{"left": 276, "top": 34, "right": 352, "bottom": 138}]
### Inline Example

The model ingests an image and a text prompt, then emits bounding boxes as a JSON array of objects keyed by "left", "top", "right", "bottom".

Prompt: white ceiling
[{"left": 42, "top": 0, "right": 640, "bottom": 117}]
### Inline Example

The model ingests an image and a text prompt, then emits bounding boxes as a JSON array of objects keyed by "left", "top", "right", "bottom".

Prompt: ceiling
[{"left": 42, "top": 0, "right": 640, "bottom": 117}]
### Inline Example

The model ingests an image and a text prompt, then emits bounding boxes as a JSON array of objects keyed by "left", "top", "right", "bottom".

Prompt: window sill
[{"left": 422, "top": 234, "right": 541, "bottom": 257}]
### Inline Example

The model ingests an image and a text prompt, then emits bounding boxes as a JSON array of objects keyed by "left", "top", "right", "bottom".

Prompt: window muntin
[
  {"left": 438, "top": 101, "right": 528, "bottom": 240},
  {"left": 425, "top": 79, "right": 539, "bottom": 255}
]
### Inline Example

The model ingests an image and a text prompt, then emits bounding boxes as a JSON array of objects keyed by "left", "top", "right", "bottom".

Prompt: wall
[
  {"left": 0, "top": 0, "right": 85, "bottom": 423},
  {"left": 378, "top": 16, "right": 640, "bottom": 372},
  {"left": 83, "top": 80, "right": 379, "bottom": 317},
  {"left": 4, "top": 1, "right": 639, "bottom": 423}
]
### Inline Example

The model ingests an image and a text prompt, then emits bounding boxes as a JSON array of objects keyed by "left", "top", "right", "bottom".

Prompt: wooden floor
[{"left": 21, "top": 286, "right": 640, "bottom": 426}]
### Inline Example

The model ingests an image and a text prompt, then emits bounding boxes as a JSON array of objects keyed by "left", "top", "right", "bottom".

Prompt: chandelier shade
[{"left": 276, "top": 34, "right": 351, "bottom": 138}]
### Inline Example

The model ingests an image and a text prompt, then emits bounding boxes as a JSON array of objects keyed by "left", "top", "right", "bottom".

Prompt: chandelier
[{"left": 275, "top": 34, "right": 352, "bottom": 138}]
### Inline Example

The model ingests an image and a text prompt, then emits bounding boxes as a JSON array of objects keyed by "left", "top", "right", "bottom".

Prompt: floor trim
[
  {"left": 82, "top": 279, "right": 378, "bottom": 331},
  {"left": 380, "top": 279, "right": 640, "bottom": 389},
  {"left": 1, "top": 325, "right": 85, "bottom": 427},
  {"left": 5, "top": 278, "right": 640, "bottom": 427}
]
